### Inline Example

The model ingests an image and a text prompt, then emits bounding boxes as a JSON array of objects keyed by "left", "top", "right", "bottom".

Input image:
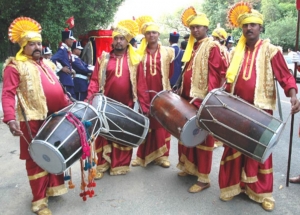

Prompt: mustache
[
  {"left": 246, "top": 30, "right": 253, "bottom": 34},
  {"left": 32, "top": 50, "right": 41, "bottom": 55}
]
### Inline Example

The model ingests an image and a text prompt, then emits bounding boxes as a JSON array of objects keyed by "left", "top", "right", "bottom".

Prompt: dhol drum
[
  {"left": 90, "top": 93, "right": 149, "bottom": 147},
  {"left": 29, "top": 102, "right": 101, "bottom": 174},
  {"left": 150, "top": 90, "right": 208, "bottom": 147},
  {"left": 196, "top": 89, "right": 285, "bottom": 163}
]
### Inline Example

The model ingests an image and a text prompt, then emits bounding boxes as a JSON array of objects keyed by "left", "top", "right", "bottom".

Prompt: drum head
[
  {"left": 29, "top": 140, "right": 66, "bottom": 174},
  {"left": 180, "top": 116, "right": 208, "bottom": 147}
]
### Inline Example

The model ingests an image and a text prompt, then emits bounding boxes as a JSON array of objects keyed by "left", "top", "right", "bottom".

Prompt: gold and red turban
[
  {"left": 8, "top": 17, "right": 42, "bottom": 61},
  {"left": 181, "top": 6, "right": 209, "bottom": 62},
  {"left": 112, "top": 19, "right": 140, "bottom": 65}
]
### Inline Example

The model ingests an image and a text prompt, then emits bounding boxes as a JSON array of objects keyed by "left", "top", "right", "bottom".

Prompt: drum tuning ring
[{"left": 178, "top": 127, "right": 182, "bottom": 132}]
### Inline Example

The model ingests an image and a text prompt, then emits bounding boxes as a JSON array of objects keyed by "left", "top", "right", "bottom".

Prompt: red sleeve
[
  {"left": 271, "top": 52, "right": 298, "bottom": 96},
  {"left": 2, "top": 64, "right": 20, "bottom": 123},
  {"left": 86, "top": 57, "right": 101, "bottom": 100},
  {"left": 136, "top": 63, "right": 150, "bottom": 114},
  {"left": 208, "top": 46, "right": 227, "bottom": 91}
]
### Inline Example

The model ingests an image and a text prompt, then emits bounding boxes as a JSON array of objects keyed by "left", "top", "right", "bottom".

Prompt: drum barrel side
[
  {"left": 150, "top": 91, "right": 197, "bottom": 140},
  {"left": 196, "top": 89, "right": 282, "bottom": 163},
  {"left": 92, "top": 93, "right": 149, "bottom": 147}
]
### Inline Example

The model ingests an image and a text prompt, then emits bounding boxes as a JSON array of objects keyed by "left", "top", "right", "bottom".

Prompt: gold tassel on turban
[
  {"left": 8, "top": 17, "right": 42, "bottom": 61},
  {"left": 135, "top": 16, "right": 160, "bottom": 56},
  {"left": 181, "top": 6, "right": 209, "bottom": 62},
  {"left": 226, "top": 2, "right": 264, "bottom": 83},
  {"left": 113, "top": 19, "right": 140, "bottom": 65}
]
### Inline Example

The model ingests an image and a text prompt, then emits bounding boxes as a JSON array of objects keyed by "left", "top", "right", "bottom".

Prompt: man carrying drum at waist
[
  {"left": 86, "top": 19, "right": 150, "bottom": 178},
  {"left": 218, "top": 2, "right": 300, "bottom": 211},
  {"left": 2, "top": 17, "right": 71, "bottom": 215},
  {"left": 176, "top": 6, "right": 227, "bottom": 193}
]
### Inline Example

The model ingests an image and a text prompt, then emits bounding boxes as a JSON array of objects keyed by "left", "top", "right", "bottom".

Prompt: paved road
[{"left": 0, "top": 82, "right": 300, "bottom": 215}]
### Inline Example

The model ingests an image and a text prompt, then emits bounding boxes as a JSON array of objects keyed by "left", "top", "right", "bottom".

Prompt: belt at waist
[{"left": 75, "top": 74, "right": 88, "bottom": 80}]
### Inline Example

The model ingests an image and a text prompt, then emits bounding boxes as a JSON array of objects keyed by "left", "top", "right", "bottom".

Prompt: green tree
[
  {"left": 0, "top": 0, "right": 124, "bottom": 61},
  {"left": 262, "top": 16, "right": 297, "bottom": 51}
]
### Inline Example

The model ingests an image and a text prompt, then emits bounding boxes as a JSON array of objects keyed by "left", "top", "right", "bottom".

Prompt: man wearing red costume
[
  {"left": 177, "top": 7, "right": 227, "bottom": 193},
  {"left": 2, "top": 17, "right": 71, "bottom": 215},
  {"left": 219, "top": 2, "right": 300, "bottom": 211},
  {"left": 131, "top": 16, "right": 174, "bottom": 168},
  {"left": 86, "top": 19, "right": 150, "bottom": 178}
]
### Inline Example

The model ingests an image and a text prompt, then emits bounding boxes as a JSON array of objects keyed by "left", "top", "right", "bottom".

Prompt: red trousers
[
  {"left": 94, "top": 136, "right": 133, "bottom": 175},
  {"left": 219, "top": 145, "right": 274, "bottom": 202},
  {"left": 135, "top": 128, "right": 171, "bottom": 166},
  {"left": 177, "top": 135, "right": 214, "bottom": 183}
]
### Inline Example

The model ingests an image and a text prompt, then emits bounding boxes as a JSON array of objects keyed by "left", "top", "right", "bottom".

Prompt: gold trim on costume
[
  {"left": 149, "top": 50, "right": 158, "bottom": 76},
  {"left": 241, "top": 168, "right": 258, "bottom": 183},
  {"left": 196, "top": 144, "right": 214, "bottom": 151},
  {"left": 115, "top": 55, "right": 124, "bottom": 78},
  {"left": 95, "top": 146, "right": 103, "bottom": 154},
  {"left": 110, "top": 165, "right": 130, "bottom": 175},
  {"left": 258, "top": 168, "right": 273, "bottom": 174},
  {"left": 143, "top": 144, "right": 168, "bottom": 166},
  {"left": 32, "top": 197, "right": 48, "bottom": 212},
  {"left": 46, "top": 184, "right": 68, "bottom": 197},
  {"left": 28, "top": 171, "right": 48, "bottom": 180},
  {"left": 96, "top": 162, "right": 110, "bottom": 173},
  {"left": 3, "top": 57, "right": 49, "bottom": 122},
  {"left": 103, "top": 144, "right": 112, "bottom": 164},
  {"left": 245, "top": 185, "right": 274, "bottom": 203},
  {"left": 230, "top": 39, "right": 280, "bottom": 110},
  {"left": 220, "top": 183, "right": 242, "bottom": 199},
  {"left": 177, "top": 154, "right": 210, "bottom": 183},
  {"left": 220, "top": 151, "right": 242, "bottom": 165},
  {"left": 181, "top": 38, "right": 218, "bottom": 99},
  {"left": 112, "top": 142, "right": 133, "bottom": 151}
]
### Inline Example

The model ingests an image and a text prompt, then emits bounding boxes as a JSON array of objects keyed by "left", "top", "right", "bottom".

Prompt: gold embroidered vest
[
  {"left": 2, "top": 57, "right": 57, "bottom": 121},
  {"left": 142, "top": 45, "right": 175, "bottom": 91},
  {"left": 97, "top": 50, "right": 139, "bottom": 102},
  {"left": 230, "top": 39, "right": 280, "bottom": 110},
  {"left": 182, "top": 38, "right": 218, "bottom": 99}
]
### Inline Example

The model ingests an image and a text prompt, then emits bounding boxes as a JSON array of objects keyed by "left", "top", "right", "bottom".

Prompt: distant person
[
  {"left": 212, "top": 25, "right": 230, "bottom": 70},
  {"left": 180, "top": 40, "right": 187, "bottom": 50},
  {"left": 42, "top": 46, "right": 52, "bottom": 59},
  {"left": 225, "top": 35, "right": 234, "bottom": 52},
  {"left": 183, "top": 34, "right": 190, "bottom": 42},
  {"left": 71, "top": 41, "right": 93, "bottom": 101},
  {"left": 51, "top": 29, "right": 76, "bottom": 98},
  {"left": 169, "top": 32, "right": 184, "bottom": 87},
  {"left": 130, "top": 37, "right": 138, "bottom": 48}
]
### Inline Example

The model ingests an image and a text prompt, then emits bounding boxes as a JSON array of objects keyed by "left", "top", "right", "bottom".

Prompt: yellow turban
[
  {"left": 181, "top": 7, "right": 209, "bottom": 62},
  {"left": 135, "top": 16, "right": 160, "bottom": 56},
  {"left": 112, "top": 19, "right": 141, "bottom": 65},
  {"left": 212, "top": 27, "right": 227, "bottom": 41},
  {"left": 8, "top": 17, "right": 42, "bottom": 61},
  {"left": 226, "top": 3, "right": 264, "bottom": 83}
]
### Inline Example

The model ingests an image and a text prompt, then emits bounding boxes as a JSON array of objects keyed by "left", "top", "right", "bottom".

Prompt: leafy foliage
[
  {"left": 0, "top": 0, "right": 124, "bottom": 61},
  {"left": 158, "top": 0, "right": 298, "bottom": 51}
]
